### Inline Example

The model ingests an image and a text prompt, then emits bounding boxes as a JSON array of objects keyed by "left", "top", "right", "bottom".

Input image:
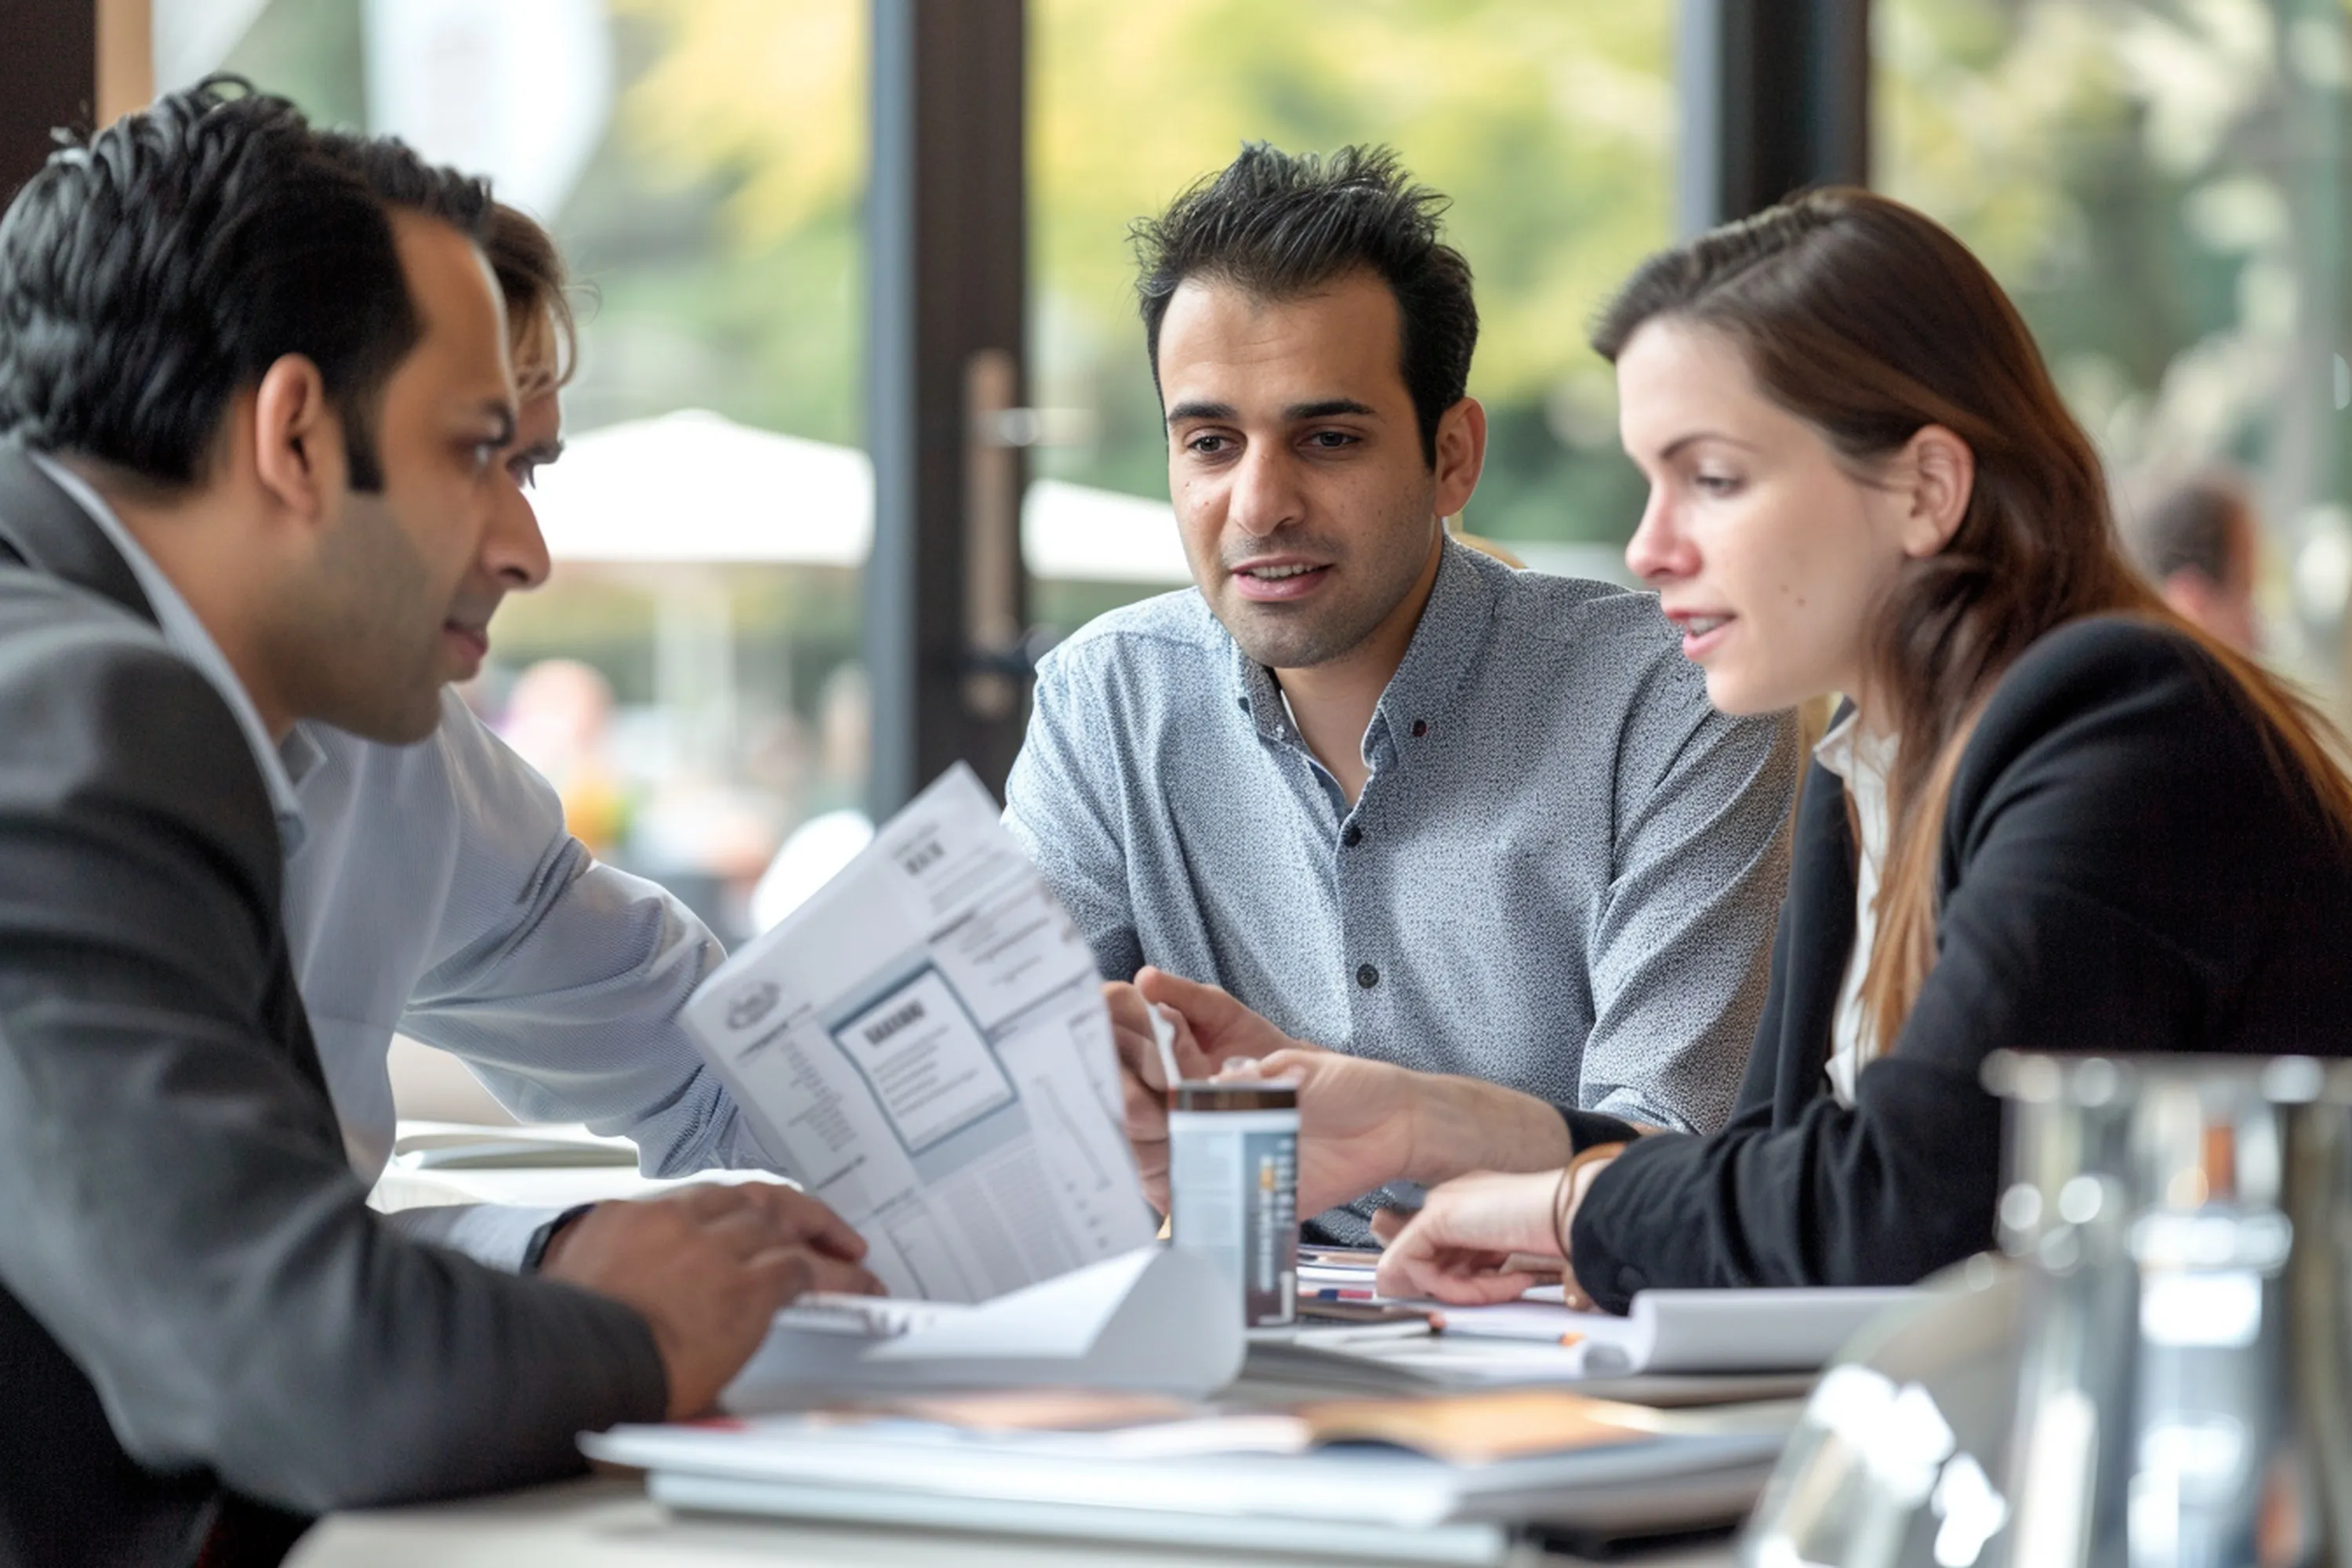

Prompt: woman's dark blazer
[{"left": 1567, "top": 615, "right": 2352, "bottom": 1314}]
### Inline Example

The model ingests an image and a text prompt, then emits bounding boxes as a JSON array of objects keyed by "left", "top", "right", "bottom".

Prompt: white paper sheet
[
  {"left": 1434, "top": 1287, "right": 1916, "bottom": 1374},
  {"left": 720, "top": 1244, "right": 1247, "bottom": 1406},
  {"left": 680, "top": 764, "right": 1156, "bottom": 1301}
]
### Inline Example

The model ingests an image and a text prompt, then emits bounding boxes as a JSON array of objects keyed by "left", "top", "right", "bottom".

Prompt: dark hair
[
  {"left": 0, "top": 75, "right": 489, "bottom": 492},
  {"left": 1132, "top": 143, "right": 1477, "bottom": 466},
  {"left": 1592, "top": 187, "right": 2352, "bottom": 1051},
  {"left": 2131, "top": 471, "right": 2252, "bottom": 587},
  {"left": 484, "top": 201, "right": 577, "bottom": 389}
]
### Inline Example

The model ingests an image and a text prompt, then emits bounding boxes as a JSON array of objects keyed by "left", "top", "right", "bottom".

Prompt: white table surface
[
  {"left": 286, "top": 1475, "right": 1740, "bottom": 1567},
  {"left": 334, "top": 1135, "right": 1747, "bottom": 1566}
]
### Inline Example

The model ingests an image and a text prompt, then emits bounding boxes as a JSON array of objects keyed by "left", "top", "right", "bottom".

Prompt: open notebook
[{"left": 1283, "top": 1247, "right": 1917, "bottom": 1388}]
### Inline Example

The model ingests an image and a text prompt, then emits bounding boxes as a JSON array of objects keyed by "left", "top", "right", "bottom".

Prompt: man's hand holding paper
[{"left": 540, "top": 1182, "right": 884, "bottom": 1419}]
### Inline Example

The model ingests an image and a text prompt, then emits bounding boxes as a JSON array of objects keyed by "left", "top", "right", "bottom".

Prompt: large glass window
[
  {"left": 1879, "top": 0, "right": 2352, "bottom": 699},
  {"left": 1027, "top": 0, "right": 1679, "bottom": 606}
]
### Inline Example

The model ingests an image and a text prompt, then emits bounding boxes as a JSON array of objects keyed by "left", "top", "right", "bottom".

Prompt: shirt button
[
  {"left": 1411, "top": 720, "right": 1428, "bottom": 738},
  {"left": 1356, "top": 963, "right": 1379, "bottom": 989},
  {"left": 1342, "top": 823, "right": 1363, "bottom": 848}
]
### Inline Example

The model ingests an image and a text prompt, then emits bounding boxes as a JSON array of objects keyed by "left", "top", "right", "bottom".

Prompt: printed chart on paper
[{"left": 681, "top": 764, "right": 1154, "bottom": 1301}]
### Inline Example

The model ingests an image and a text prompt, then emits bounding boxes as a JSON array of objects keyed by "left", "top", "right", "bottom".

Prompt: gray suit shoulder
[{"left": 0, "top": 575, "right": 276, "bottom": 868}]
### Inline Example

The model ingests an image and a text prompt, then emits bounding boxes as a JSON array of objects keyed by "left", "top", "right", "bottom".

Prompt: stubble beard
[
  {"left": 1223, "top": 584, "right": 1392, "bottom": 671},
  {"left": 1214, "top": 504, "right": 1443, "bottom": 673},
  {"left": 285, "top": 494, "right": 451, "bottom": 744}
]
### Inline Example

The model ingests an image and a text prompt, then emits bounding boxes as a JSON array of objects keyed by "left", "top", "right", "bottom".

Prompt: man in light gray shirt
[{"left": 1003, "top": 144, "right": 1796, "bottom": 1236}]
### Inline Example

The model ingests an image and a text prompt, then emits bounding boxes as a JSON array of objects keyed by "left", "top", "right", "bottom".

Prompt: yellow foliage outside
[{"left": 612, "top": 0, "right": 1673, "bottom": 408}]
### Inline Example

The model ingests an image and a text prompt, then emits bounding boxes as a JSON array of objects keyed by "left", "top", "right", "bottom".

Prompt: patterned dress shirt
[{"left": 1005, "top": 540, "right": 1797, "bottom": 1230}]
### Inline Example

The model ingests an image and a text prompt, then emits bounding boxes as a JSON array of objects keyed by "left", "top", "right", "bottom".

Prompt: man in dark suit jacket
[{"left": 0, "top": 82, "right": 876, "bottom": 1566}]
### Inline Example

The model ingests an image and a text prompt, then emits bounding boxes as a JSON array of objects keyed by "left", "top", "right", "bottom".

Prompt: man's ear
[
  {"left": 1432, "top": 396, "right": 1486, "bottom": 519},
  {"left": 249, "top": 354, "right": 344, "bottom": 531},
  {"left": 1897, "top": 424, "right": 1974, "bottom": 558}
]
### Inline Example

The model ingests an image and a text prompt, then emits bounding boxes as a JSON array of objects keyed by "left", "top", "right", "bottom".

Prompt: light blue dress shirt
[
  {"left": 1005, "top": 540, "right": 1798, "bottom": 1235},
  {"left": 33, "top": 456, "right": 771, "bottom": 1268}
]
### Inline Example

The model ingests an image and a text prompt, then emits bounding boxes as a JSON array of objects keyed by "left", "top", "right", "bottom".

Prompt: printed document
[{"left": 681, "top": 764, "right": 1155, "bottom": 1301}]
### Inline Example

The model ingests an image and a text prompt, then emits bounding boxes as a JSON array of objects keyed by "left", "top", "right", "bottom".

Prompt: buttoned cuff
[{"left": 378, "top": 1201, "right": 579, "bottom": 1273}]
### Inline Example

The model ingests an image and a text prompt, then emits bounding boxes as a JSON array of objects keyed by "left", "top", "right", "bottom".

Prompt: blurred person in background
[
  {"left": 1004, "top": 143, "right": 1800, "bottom": 1243},
  {"left": 499, "top": 655, "right": 630, "bottom": 855},
  {"left": 1167, "top": 190, "right": 2352, "bottom": 1312},
  {"left": 2124, "top": 468, "right": 2263, "bottom": 654},
  {"left": 0, "top": 82, "right": 873, "bottom": 1564}
]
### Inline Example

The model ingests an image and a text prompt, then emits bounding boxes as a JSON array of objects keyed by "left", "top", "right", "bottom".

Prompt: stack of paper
[
  {"left": 586, "top": 1385, "right": 1798, "bottom": 1563},
  {"left": 1430, "top": 1286, "right": 1919, "bottom": 1374}
]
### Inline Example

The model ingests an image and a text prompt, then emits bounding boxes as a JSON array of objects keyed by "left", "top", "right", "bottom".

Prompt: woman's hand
[
  {"left": 1372, "top": 1149, "right": 1621, "bottom": 1305},
  {"left": 1370, "top": 1169, "right": 1567, "bottom": 1304}
]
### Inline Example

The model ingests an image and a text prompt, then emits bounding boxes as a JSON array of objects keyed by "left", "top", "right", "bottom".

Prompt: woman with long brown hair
[{"left": 1127, "top": 186, "right": 2352, "bottom": 1308}]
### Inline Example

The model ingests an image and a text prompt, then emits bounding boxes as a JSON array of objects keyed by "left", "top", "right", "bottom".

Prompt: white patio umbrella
[{"left": 528, "top": 408, "right": 1192, "bottom": 583}]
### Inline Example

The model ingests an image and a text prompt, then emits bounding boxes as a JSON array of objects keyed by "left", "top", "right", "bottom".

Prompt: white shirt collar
[
  {"left": 1812, "top": 706, "right": 1897, "bottom": 786},
  {"left": 28, "top": 451, "right": 314, "bottom": 854}
]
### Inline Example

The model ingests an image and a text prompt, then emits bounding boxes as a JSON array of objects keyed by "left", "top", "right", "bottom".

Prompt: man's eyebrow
[
  {"left": 1164, "top": 397, "right": 1381, "bottom": 427},
  {"left": 1284, "top": 398, "right": 1378, "bottom": 422}
]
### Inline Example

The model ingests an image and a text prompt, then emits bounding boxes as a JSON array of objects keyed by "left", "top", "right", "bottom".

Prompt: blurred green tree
[
  {"left": 597, "top": 0, "right": 1677, "bottom": 543},
  {"left": 1878, "top": 0, "right": 2352, "bottom": 689}
]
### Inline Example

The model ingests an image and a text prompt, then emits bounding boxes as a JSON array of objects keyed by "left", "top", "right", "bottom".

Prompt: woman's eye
[
  {"left": 506, "top": 459, "right": 539, "bottom": 490},
  {"left": 1693, "top": 470, "right": 1741, "bottom": 496}
]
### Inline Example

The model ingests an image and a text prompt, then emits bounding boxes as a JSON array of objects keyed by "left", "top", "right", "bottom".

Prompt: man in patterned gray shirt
[{"left": 1002, "top": 143, "right": 1799, "bottom": 1239}]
